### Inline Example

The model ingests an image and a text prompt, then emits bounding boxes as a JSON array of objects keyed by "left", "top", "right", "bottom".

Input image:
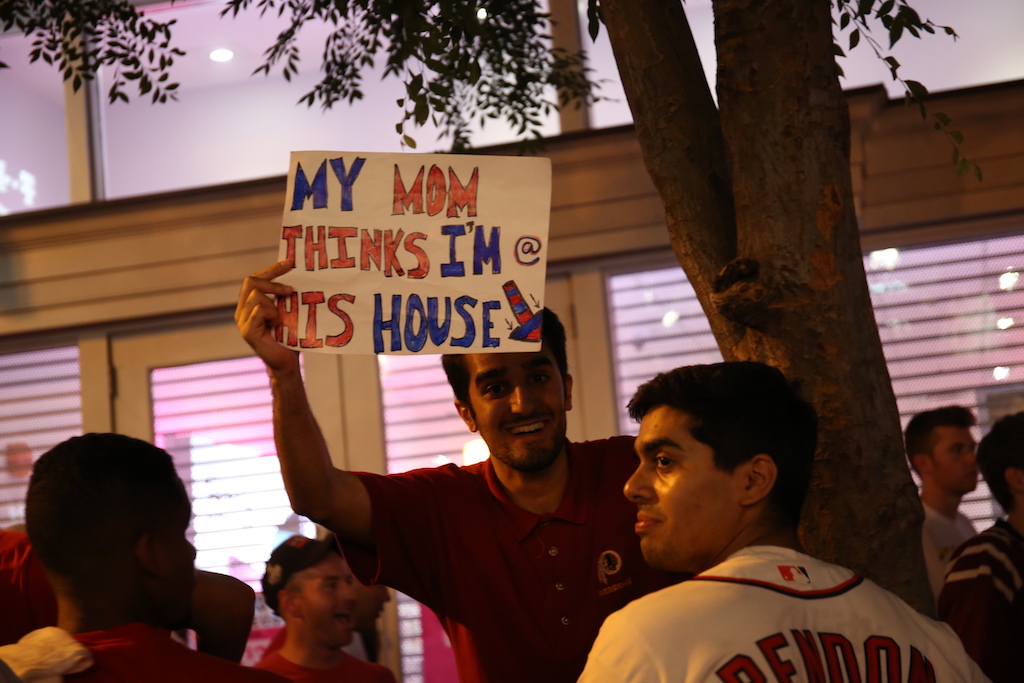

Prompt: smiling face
[
  {"left": 625, "top": 405, "right": 753, "bottom": 574},
  {"left": 283, "top": 553, "right": 357, "bottom": 650},
  {"left": 455, "top": 349, "right": 573, "bottom": 474}
]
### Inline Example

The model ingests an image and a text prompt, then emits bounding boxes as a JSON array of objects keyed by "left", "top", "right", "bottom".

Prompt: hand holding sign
[
  {"left": 236, "top": 259, "right": 299, "bottom": 373},
  {"left": 272, "top": 151, "right": 552, "bottom": 355}
]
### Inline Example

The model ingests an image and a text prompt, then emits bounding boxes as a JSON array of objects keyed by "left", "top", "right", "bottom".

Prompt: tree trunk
[{"left": 601, "top": 0, "right": 933, "bottom": 614}]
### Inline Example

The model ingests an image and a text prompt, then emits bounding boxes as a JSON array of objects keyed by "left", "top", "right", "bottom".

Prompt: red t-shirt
[
  {"left": 0, "top": 530, "right": 57, "bottom": 646},
  {"left": 255, "top": 651, "right": 396, "bottom": 683},
  {"left": 68, "top": 623, "right": 286, "bottom": 682},
  {"left": 341, "top": 436, "right": 684, "bottom": 683}
]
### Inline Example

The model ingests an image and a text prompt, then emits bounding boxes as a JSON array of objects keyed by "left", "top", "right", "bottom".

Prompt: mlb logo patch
[{"left": 777, "top": 565, "right": 811, "bottom": 584}]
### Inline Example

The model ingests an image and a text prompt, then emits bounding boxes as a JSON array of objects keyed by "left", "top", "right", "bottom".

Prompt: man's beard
[{"left": 490, "top": 433, "right": 567, "bottom": 473}]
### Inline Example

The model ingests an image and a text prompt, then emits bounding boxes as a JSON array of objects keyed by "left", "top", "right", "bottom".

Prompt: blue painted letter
[
  {"left": 441, "top": 225, "right": 466, "bottom": 277},
  {"left": 291, "top": 160, "right": 328, "bottom": 210},
  {"left": 373, "top": 294, "right": 403, "bottom": 353},
  {"left": 482, "top": 301, "right": 501, "bottom": 347},
  {"left": 329, "top": 157, "right": 366, "bottom": 212},
  {"left": 473, "top": 226, "right": 501, "bottom": 275},
  {"left": 451, "top": 296, "right": 477, "bottom": 347}
]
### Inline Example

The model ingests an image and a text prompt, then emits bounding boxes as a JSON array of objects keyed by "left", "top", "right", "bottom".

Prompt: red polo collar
[{"left": 480, "top": 442, "right": 589, "bottom": 542}]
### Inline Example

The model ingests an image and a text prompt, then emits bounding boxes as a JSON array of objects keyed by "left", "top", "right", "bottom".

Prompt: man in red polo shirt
[{"left": 237, "top": 260, "right": 681, "bottom": 683}]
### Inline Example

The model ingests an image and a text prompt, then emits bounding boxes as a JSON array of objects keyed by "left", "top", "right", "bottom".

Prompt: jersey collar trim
[{"left": 688, "top": 573, "right": 864, "bottom": 600}]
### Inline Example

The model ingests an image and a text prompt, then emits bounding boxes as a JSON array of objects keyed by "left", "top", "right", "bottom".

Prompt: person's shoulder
[
  {"left": 356, "top": 462, "right": 482, "bottom": 498},
  {"left": 946, "top": 521, "right": 1024, "bottom": 588},
  {"left": 951, "top": 521, "right": 1022, "bottom": 560},
  {"left": 180, "top": 646, "right": 287, "bottom": 681},
  {"left": 338, "top": 652, "right": 398, "bottom": 683},
  {"left": 73, "top": 625, "right": 288, "bottom": 682},
  {"left": 253, "top": 650, "right": 292, "bottom": 673},
  {"left": 0, "top": 529, "right": 31, "bottom": 561}
]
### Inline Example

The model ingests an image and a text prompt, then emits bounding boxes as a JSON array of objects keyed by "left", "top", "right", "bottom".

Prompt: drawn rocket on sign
[{"left": 503, "top": 280, "right": 543, "bottom": 342}]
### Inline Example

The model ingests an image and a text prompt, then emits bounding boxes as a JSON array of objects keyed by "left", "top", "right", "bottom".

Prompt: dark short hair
[
  {"left": 26, "top": 433, "right": 188, "bottom": 581},
  {"left": 627, "top": 362, "right": 818, "bottom": 529},
  {"left": 904, "top": 406, "right": 976, "bottom": 471},
  {"left": 977, "top": 412, "right": 1024, "bottom": 512},
  {"left": 441, "top": 307, "right": 568, "bottom": 404}
]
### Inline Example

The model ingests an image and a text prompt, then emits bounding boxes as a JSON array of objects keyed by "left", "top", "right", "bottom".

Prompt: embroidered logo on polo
[
  {"left": 597, "top": 550, "right": 622, "bottom": 585},
  {"left": 777, "top": 565, "right": 811, "bottom": 584}
]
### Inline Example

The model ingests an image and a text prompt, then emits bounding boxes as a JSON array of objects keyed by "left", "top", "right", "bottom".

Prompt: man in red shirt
[
  {"left": 24, "top": 433, "right": 285, "bottom": 682},
  {"left": 1, "top": 529, "right": 263, "bottom": 664},
  {"left": 255, "top": 535, "right": 395, "bottom": 682},
  {"left": 237, "top": 260, "right": 681, "bottom": 682}
]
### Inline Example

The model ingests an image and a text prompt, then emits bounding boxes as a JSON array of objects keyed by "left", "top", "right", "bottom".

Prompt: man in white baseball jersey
[{"left": 579, "top": 362, "right": 989, "bottom": 683}]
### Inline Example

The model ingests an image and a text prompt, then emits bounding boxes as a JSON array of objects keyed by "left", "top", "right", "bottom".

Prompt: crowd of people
[{"left": 0, "top": 258, "right": 1017, "bottom": 682}]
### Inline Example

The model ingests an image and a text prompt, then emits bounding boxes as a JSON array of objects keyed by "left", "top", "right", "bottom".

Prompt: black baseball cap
[{"left": 261, "top": 534, "right": 342, "bottom": 614}]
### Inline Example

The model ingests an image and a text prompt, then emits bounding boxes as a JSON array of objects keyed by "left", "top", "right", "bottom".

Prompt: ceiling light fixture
[{"left": 209, "top": 48, "right": 234, "bottom": 63}]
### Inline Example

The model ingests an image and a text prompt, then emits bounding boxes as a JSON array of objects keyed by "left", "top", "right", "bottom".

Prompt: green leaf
[
  {"left": 888, "top": 21, "right": 904, "bottom": 47},
  {"left": 587, "top": 0, "right": 601, "bottom": 41},
  {"left": 933, "top": 112, "right": 951, "bottom": 126},
  {"left": 403, "top": 135, "right": 417, "bottom": 149},
  {"left": 840, "top": 12, "right": 850, "bottom": 29},
  {"left": 878, "top": 0, "right": 895, "bottom": 16},
  {"left": 974, "top": 165, "right": 984, "bottom": 182},
  {"left": 949, "top": 130, "right": 964, "bottom": 144},
  {"left": 905, "top": 80, "right": 928, "bottom": 99},
  {"left": 849, "top": 29, "right": 860, "bottom": 50},
  {"left": 956, "top": 158, "right": 970, "bottom": 176}
]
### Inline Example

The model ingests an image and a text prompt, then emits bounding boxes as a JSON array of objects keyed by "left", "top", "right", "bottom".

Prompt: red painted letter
[
  {"left": 300, "top": 291, "right": 325, "bottom": 348},
  {"left": 405, "top": 232, "right": 429, "bottom": 279},
  {"left": 305, "top": 225, "right": 328, "bottom": 271},
  {"left": 281, "top": 225, "right": 303, "bottom": 263},
  {"left": 329, "top": 227, "right": 357, "bottom": 268},
  {"left": 360, "top": 229, "right": 383, "bottom": 271},
  {"left": 447, "top": 166, "right": 478, "bottom": 217},
  {"left": 393, "top": 165, "right": 424, "bottom": 214},
  {"left": 326, "top": 294, "right": 356, "bottom": 347},
  {"left": 274, "top": 293, "right": 299, "bottom": 347},
  {"left": 426, "top": 165, "right": 446, "bottom": 216}
]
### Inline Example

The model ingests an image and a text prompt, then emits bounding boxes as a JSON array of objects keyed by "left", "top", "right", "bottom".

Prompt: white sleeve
[{"left": 578, "top": 612, "right": 662, "bottom": 683}]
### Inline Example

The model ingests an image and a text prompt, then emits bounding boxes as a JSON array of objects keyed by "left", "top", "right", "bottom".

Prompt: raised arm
[{"left": 235, "top": 260, "right": 374, "bottom": 547}]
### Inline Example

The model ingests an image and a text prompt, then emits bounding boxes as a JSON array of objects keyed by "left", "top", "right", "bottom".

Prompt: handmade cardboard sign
[{"left": 274, "top": 151, "right": 551, "bottom": 355}]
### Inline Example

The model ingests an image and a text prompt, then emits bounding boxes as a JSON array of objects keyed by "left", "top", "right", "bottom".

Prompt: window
[
  {"left": 0, "top": 346, "right": 81, "bottom": 528},
  {"left": 378, "top": 353, "right": 471, "bottom": 683},
  {"left": 149, "top": 356, "right": 315, "bottom": 584},
  {"left": 608, "top": 232, "right": 1024, "bottom": 530},
  {"left": 97, "top": 1, "right": 557, "bottom": 200},
  {"left": 0, "top": 32, "right": 69, "bottom": 215}
]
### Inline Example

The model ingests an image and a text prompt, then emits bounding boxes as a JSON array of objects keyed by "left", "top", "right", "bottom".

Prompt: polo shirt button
[
  {"left": 561, "top": 616, "right": 570, "bottom": 626},
  {"left": 555, "top": 582, "right": 565, "bottom": 591},
  {"left": 548, "top": 546, "right": 558, "bottom": 556}
]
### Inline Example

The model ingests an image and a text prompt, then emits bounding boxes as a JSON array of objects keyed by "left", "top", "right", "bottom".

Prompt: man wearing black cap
[{"left": 256, "top": 535, "right": 395, "bottom": 683}]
